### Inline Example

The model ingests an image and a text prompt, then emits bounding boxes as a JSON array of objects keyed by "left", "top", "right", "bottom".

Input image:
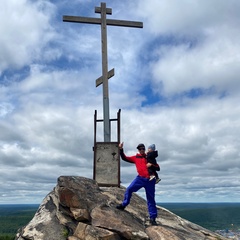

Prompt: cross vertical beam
[{"left": 99, "top": 2, "right": 110, "bottom": 142}]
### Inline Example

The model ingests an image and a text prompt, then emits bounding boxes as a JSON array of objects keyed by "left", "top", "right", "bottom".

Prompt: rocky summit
[{"left": 15, "top": 176, "right": 227, "bottom": 240}]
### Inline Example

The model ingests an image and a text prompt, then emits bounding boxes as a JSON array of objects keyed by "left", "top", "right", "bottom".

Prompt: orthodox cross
[{"left": 63, "top": 2, "right": 143, "bottom": 142}]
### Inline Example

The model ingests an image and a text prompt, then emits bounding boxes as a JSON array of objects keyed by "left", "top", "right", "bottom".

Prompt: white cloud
[
  {"left": 0, "top": 0, "right": 56, "bottom": 73},
  {"left": 136, "top": 0, "right": 240, "bottom": 35},
  {"left": 150, "top": 36, "right": 240, "bottom": 96},
  {"left": 135, "top": 0, "right": 240, "bottom": 96}
]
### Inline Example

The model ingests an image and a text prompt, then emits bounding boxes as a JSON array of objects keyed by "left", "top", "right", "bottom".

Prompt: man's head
[{"left": 137, "top": 143, "right": 145, "bottom": 153}]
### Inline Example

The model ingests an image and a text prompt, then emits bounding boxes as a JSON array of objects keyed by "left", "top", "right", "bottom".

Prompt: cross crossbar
[
  {"left": 95, "top": 7, "right": 112, "bottom": 14},
  {"left": 63, "top": 16, "right": 143, "bottom": 28}
]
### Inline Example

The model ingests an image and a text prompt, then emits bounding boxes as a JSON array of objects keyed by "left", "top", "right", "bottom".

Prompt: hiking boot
[
  {"left": 116, "top": 204, "right": 125, "bottom": 210},
  {"left": 150, "top": 218, "right": 157, "bottom": 226},
  {"left": 156, "top": 178, "right": 161, "bottom": 184}
]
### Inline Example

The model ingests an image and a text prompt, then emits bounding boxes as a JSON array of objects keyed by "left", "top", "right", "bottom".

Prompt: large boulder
[{"left": 15, "top": 176, "right": 226, "bottom": 240}]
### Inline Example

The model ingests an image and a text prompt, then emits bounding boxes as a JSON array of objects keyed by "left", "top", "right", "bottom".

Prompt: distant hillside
[
  {"left": 0, "top": 204, "right": 38, "bottom": 239},
  {"left": 159, "top": 202, "right": 240, "bottom": 231}
]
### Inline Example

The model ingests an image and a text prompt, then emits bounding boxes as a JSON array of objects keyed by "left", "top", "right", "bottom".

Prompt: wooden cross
[{"left": 63, "top": 2, "right": 143, "bottom": 142}]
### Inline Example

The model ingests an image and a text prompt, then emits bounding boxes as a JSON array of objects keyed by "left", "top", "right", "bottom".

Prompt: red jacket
[{"left": 120, "top": 149, "right": 160, "bottom": 178}]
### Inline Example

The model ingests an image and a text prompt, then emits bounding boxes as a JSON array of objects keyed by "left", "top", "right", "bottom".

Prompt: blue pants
[{"left": 122, "top": 175, "right": 157, "bottom": 219}]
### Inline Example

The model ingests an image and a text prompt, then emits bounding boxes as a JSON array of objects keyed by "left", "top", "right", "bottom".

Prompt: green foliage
[
  {"left": 0, "top": 204, "right": 38, "bottom": 237},
  {"left": 62, "top": 228, "right": 69, "bottom": 238},
  {"left": 0, "top": 234, "right": 15, "bottom": 240}
]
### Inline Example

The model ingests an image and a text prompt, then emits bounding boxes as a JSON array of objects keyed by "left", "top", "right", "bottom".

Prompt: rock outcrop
[{"left": 16, "top": 176, "right": 226, "bottom": 240}]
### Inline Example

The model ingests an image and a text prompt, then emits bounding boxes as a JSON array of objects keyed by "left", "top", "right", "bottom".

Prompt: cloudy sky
[{"left": 1, "top": 0, "right": 240, "bottom": 204}]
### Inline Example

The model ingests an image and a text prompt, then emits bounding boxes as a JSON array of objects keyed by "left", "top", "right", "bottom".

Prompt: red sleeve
[{"left": 119, "top": 149, "right": 136, "bottom": 164}]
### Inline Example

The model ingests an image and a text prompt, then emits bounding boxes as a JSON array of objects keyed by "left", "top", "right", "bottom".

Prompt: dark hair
[{"left": 136, "top": 143, "right": 145, "bottom": 149}]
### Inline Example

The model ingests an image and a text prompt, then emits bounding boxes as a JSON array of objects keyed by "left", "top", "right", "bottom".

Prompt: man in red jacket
[{"left": 116, "top": 142, "right": 160, "bottom": 225}]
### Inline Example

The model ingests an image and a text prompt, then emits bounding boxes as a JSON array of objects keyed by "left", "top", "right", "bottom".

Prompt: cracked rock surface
[{"left": 15, "top": 176, "right": 226, "bottom": 240}]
